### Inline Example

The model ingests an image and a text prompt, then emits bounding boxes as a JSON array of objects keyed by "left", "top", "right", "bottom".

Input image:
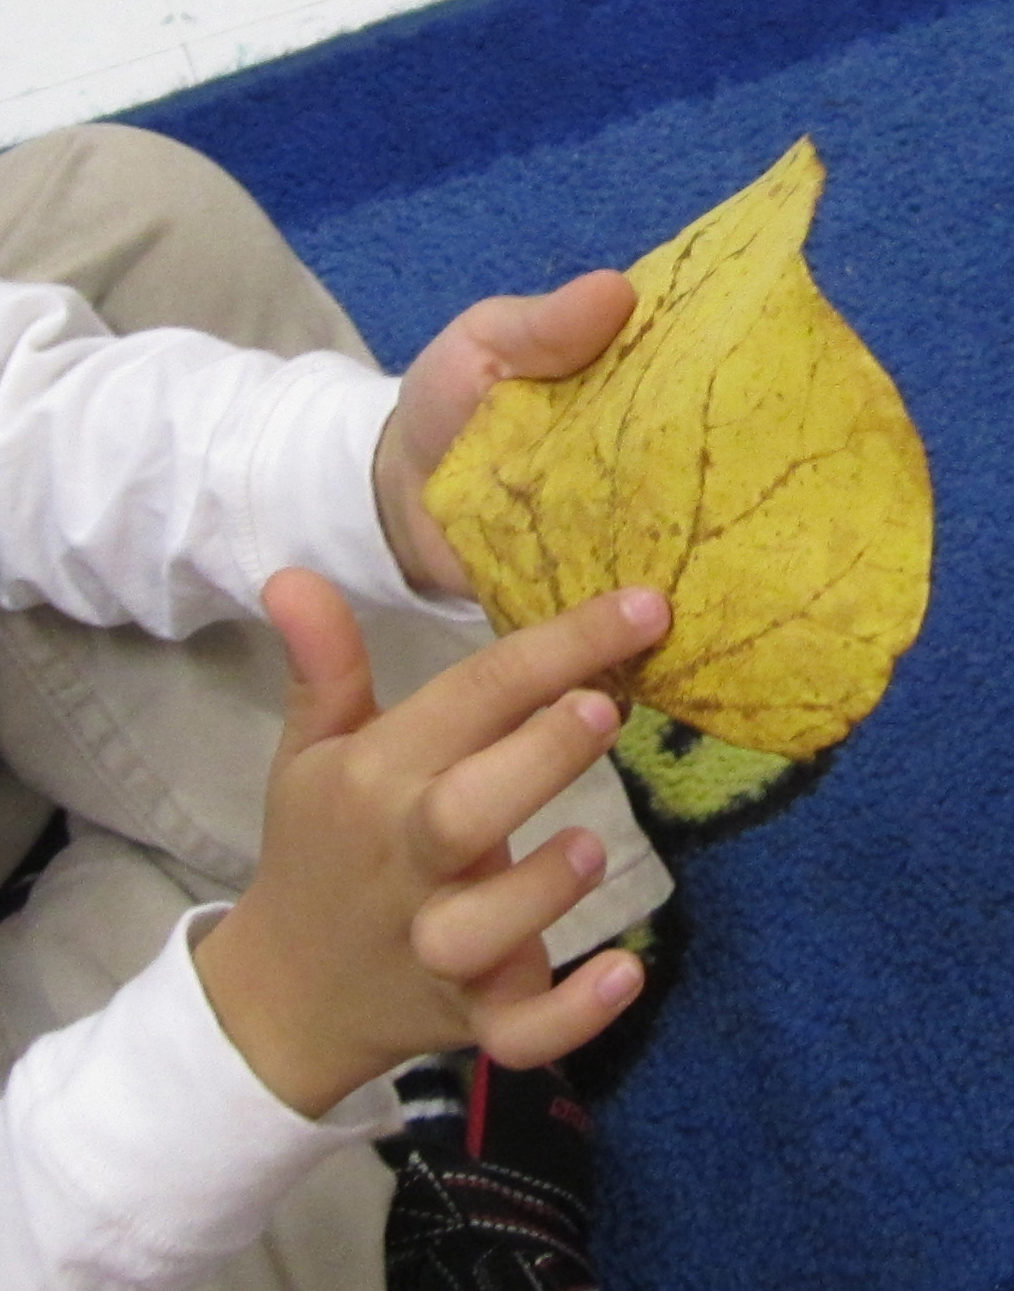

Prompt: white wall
[{"left": 0, "top": 0, "right": 442, "bottom": 148}]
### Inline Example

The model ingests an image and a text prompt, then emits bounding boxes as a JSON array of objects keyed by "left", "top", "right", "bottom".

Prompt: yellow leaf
[{"left": 424, "top": 137, "right": 933, "bottom": 758}]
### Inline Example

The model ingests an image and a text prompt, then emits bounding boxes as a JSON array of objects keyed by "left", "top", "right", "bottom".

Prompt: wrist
[
  {"left": 193, "top": 899, "right": 391, "bottom": 1120},
  {"left": 373, "top": 414, "right": 473, "bottom": 598},
  {"left": 373, "top": 420, "right": 430, "bottom": 591}
]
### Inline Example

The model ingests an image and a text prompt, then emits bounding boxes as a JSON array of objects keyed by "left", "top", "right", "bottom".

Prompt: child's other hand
[
  {"left": 374, "top": 270, "right": 636, "bottom": 598},
  {"left": 194, "top": 569, "right": 668, "bottom": 1118}
]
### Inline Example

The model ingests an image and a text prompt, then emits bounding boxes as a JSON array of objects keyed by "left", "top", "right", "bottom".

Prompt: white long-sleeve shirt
[
  {"left": 0, "top": 278, "right": 445, "bottom": 635},
  {"left": 2, "top": 909, "right": 404, "bottom": 1288},
  {"left": 0, "top": 278, "right": 471, "bottom": 1288}
]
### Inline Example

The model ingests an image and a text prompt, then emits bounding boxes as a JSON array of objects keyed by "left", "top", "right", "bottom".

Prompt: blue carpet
[{"left": 121, "top": 1, "right": 1014, "bottom": 1287}]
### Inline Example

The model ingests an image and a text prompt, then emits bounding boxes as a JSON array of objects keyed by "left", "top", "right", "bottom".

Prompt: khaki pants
[{"left": 0, "top": 124, "right": 671, "bottom": 1290}]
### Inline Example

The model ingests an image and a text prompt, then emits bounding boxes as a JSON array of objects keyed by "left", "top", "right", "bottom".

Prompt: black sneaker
[{"left": 379, "top": 1053, "right": 599, "bottom": 1290}]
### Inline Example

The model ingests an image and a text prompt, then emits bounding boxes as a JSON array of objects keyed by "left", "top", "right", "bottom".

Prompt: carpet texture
[{"left": 121, "top": 1, "right": 1014, "bottom": 1287}]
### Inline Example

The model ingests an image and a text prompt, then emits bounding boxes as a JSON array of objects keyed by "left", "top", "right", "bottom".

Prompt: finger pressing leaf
[{"left": 424, "top": 137, "right": 933, "bottom": 759}]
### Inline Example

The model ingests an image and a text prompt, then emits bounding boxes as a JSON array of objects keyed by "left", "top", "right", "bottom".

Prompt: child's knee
[{"left": 45, "top": 122, "right": 235, "bottom": 218}]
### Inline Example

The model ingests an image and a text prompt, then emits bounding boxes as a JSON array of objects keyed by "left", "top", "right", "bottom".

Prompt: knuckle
[
  {"left": 461, "top": 638, "right": 529, "bottom": 707},
  {"left": 471, "top": 1012, "right": 507, "bottom": 1061},
  {"left": 414, "top": 780, "right": 475, "bottom": 867},
  {"left": 474, "top": 1020, "right": 533, "bottom": 1072},
  {"left": 328, "top": 731, "right": 386, "bottom": 796},
  {"left": 564, "top": 596, "right": 637, "bottom": 676},
  {"left": 409, "top": 901, "right": 458, "bottom": 978},
  {"left": 538, "top": 596, "right": 634, "bottom": 694},
  {"left": 456, "top": 592, "right": 639, "bottom": 716}
]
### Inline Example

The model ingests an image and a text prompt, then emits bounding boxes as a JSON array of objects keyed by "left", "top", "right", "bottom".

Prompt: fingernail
[
  {"left": 565, "top": 832, "right": 606, "bottom": 881},
  {"left": 574, "top": 691, "right": 619, "bottom": 735},
  {"left": 619, "top": 588, "right": 670, "bottom": 633},
  {"left": 596, "top": 959, "right": 644, "bottom": 1008}
]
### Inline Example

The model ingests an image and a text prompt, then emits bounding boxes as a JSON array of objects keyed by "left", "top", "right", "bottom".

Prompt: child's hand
[
  {"left": 374, "top": 270, "right": 636, "bottom": 597},
  {"left": 194, "top": 568, "right": 669, "bottom": 1118}
]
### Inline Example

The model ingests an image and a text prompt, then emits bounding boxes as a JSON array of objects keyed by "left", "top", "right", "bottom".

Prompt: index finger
[{"left": 373, "top": 587, "right": 670, "bottom": 773}]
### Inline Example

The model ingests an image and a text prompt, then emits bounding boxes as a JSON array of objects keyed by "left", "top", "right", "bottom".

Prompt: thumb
[
  {"left": 458, "top": 267, "right": 637, "bottom": 382},
  {"left": 262, "top": 568, "right": 378, "bottom": 759},
  {"left": 398, "top": 268, "right": 637, "bottom": 467}
]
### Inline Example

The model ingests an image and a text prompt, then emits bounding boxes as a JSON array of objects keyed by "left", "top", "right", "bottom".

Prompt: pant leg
[{"left": 0, "top": 122, "right": 377, "bottom": 362}]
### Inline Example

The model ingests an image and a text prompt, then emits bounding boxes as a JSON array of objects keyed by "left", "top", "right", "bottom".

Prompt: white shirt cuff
[
  {"left": 5, "top": 904, "right": 402, "bottom": 1275},
  {"left": 239, "top": 352, "right": 481, "bottom": 623}
]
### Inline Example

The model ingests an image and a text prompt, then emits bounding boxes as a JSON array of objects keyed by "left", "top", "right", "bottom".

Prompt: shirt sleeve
[
  {"left": 0, "top": 278, "right": 480, "bottom": 638},
  {"left": 0, "top": 905, "right": 403, "bottom": 1289}
]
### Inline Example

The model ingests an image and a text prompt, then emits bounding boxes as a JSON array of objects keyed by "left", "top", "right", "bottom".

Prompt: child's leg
[{"left": 0, "top": 122, "right": 376, "bottom": 362}]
